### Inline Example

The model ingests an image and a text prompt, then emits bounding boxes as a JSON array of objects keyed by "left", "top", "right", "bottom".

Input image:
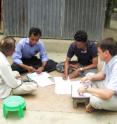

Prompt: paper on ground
[
  {"left": 72, "top": 81, "right": 92, "bottom": 98},
  {"left": 27, "top": 72, "right": 54, "bottom": 87},
  {"left": 54, "top": 77, "right": 72, "bottom": 95}
]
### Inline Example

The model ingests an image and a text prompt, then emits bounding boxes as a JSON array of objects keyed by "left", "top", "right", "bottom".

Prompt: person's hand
[
  {"left": 63, "top": 73, "right": 68, "bottom": 80},
  {"left": 69, "top": 68, "right": 81, "bottom": 79},
  {"left": 15, "top": 75, "right": 22, "bottom": 79},
  {"left": 80, "top": 76, "right": 92, "bottom": 83},
  {"left": 27, "top": 66, "right": 36, "bottom": 72},
  {"left": 69, "top": 64, "right": 80, "bottom": 69},
  {"left": 78, "top": 87, "right": 86, "bottom": 93},
  {"left": 36, "top": 66, "right": 44, "bottom": 74}
]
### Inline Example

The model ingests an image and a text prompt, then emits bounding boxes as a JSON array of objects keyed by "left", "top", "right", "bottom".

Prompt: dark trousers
[{"left": 11, "top": 56, "right": 57, "bottom": 74}]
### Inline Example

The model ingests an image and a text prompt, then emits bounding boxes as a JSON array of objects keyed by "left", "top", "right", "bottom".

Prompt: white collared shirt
[
  {"left": 103, "top": 55, "right": 117, "bottom": 93},
  {"left": 0, "top": 52, "right": 21, "bottom": 98}
]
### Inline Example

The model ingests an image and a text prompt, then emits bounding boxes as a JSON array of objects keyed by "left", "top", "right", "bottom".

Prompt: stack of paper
[{"left": 27, "top": 72, "right": 54, "bottom": 87}]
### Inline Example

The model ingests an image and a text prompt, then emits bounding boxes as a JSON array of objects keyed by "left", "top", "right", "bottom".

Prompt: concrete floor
[{"left": 0, "top": 109, "right": 117, "bottom": 124}]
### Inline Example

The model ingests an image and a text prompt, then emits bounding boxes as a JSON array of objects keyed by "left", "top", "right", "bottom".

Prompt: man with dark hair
[
  {"left": 29, "top": 27, "right": 42, "bottom": 37},
  {"left": 63, "top": 30, "right": 98, "bottom": 79},
  {"left": 11, "top": 27, "right": 57, "bottom": 74},
  {"left": 79, "top": 37, "right": 117, "bottom": 112}
]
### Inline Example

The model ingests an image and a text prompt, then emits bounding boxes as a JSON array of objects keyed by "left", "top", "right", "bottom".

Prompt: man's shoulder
[
  {"left": 68, "top": 42, "right": 77, "bottom": 52},
  {"left": 18, "top": 38, "right": 28, "bottom": 45},
  {"left": 109, "top": 55, "right": 117, "bottom": 66},
  {"left": 69, "top": 42, "right": 76, "bottom": 48},
  {"left": 88, "top": 40, "right": 96, "bottom": 45},
  {"left": 38, "top": 39, "right": 43, "bottom": 43},
  {"left": 37, "top": 39, "right": 44, "bottom": 46},
  {"left": 0, "top": 52, "right": 9, "bottom": 65},
  {"left": 87, "top": 40, "right": 97, "bottom": 48}
]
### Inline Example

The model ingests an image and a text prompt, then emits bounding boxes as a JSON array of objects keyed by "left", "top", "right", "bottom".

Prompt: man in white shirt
[
  {"left": 79, "top": 38, "right": 117, "bottom": 112},
  {"left": 0, "top": 36, "right": 37, "bottom": 98}
]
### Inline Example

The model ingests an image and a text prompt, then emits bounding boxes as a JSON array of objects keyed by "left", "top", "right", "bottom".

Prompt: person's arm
[
  {"left": 80, "top": 57, "right": 98, "bottom": 71},
  {"left": 64, "top": 57, "right": 71, "bottom": 79},
  {"left": 36, "top": 41, "right": 48, "bottom": 73},
  {"left": 12, "top": 42, "right": 23, "bottom": 65},
  {"left": 63, "top": 43, "right": 75, "bottom": 79},
  {"left": 41, "top": 61, "right": 47, "bottom": 68},
  {"left": 69, "top": 57, "right": 98, "bottom": 79},
  {"left": 79, "top": 87, "right": 114, "bottom": 100},
  {"left": 18, "top": 63, "right": 36, "bottom": 72},
  {"left": 90, "top": 71, "right": 105, "bottom": 81},
  {"left": 36, "top": 61, "right": 47, "bottom": 74},
  {"left": 80, "top": 71, "right": 105, "bottom": 82},
  {"left": 0, "top": 64, "right": 21, "bottom": 88},
  {"left": 80, "top": 41, "right": 98, "bottom": 71}
]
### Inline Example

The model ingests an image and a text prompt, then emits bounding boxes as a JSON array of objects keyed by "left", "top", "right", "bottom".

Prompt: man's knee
[
  {"left": 11, "top": 63, "right": 18, "bottom": 70},
  {"left": 11, "top": 63, "right": 27, "bottom": 74},
  {"left": 45, "top": 59, "right": 57, "bottom": 72},
  {"left": 13, "top": 82, "right": 38, "bottom": 95},
  {"left": 90, "top": 95, "right": 104, "bottom": 109}
]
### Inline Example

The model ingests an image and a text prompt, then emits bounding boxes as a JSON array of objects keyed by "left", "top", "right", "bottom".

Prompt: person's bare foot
[
  {"left": 69, "top": 70, "right": 80, "bottom": 79},
  {"left": 85, "top": 104, "right": 95, "bottom": 113}
]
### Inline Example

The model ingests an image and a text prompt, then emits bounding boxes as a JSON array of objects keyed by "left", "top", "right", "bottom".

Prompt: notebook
[{"left": 27, "top": 72, "right": 54, "bottom": 87}]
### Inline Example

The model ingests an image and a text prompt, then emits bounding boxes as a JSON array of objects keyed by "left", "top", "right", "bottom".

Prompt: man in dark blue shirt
[{"left": 64, "top": 30, "right": 98, "bottom": 79}]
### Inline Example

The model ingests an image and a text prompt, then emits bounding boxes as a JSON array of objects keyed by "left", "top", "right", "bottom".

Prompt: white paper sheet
[
  {"left": 71, "top": 81, "right": 92, "bottom": 98},
  {"left": 54, "top": 77, "right": 72, "bottom": 95},
  {"left": 27, "top": 72, "right": 54, "bottom": 87}
]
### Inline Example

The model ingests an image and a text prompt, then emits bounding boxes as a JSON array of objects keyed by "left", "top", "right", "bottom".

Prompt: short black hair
[
  {"left": 98, "top": 37, "right": 117, "bottom": 56},
  {"left": 74, "top": 30, "right": 88, "bottom": 42},
  {"left": 29, "top": 27, "right": 42, "bottom": 37}
]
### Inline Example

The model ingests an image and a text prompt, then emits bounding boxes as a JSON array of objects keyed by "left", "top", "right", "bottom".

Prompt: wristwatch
[{"left": 79, "top": 67, "right": 83, "bottom": 71}]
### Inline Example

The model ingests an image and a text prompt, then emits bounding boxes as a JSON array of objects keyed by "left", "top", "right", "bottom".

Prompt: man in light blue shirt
[
  {"left": 79, "top": 38, "right": 117, "bottom": 112},
  {"left": 12, "top": 27, "right": 57, "bottom": 74}
]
